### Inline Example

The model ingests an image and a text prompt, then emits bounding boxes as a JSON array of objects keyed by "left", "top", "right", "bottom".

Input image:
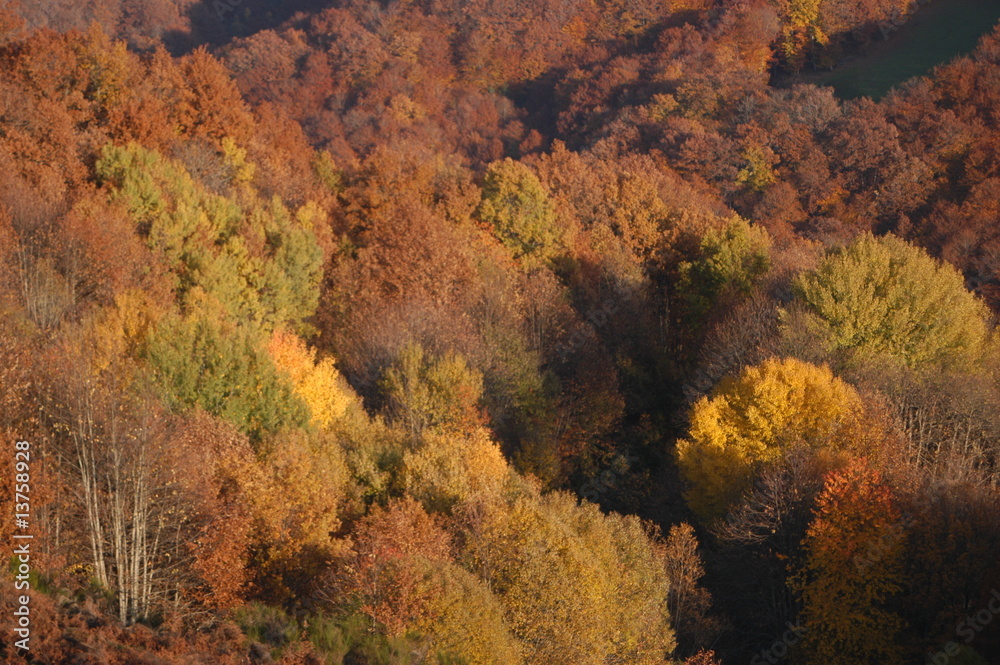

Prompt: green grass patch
[{"left": 816, "top": 0, "right": 1000, "bottom": 99}]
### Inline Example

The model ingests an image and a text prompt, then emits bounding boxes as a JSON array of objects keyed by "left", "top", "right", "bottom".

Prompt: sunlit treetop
[
  {"left": 791, "top": 233, "right": 990, "bottom": 369},
  {"left": 676, "top": 356, "right": 871, "bottom": 522}
]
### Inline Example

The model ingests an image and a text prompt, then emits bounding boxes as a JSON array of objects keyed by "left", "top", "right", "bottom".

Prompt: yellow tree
[
  {"left": 417, "top": 559, "right": 525, "bottom": 665},
  {"left": 775, "top": 0, "right": 826, "bottom": 71},
  {"left": 461, "top": 490, "right": 674, "bottom": 665},
  {"left": 475, "top": 158, "right": 563, "bottom": 267},
  {"left": 268, "top": 327, "right": 357, "bottom": 430},
  {"left": 226, "top": 428, "right": 350, "bottom": 603},
  {"left": 676, "top": 357, "right": 869, "bottom": 522},
  {"left": 404, "top": 427, "right": 513, "bottom": 513}
]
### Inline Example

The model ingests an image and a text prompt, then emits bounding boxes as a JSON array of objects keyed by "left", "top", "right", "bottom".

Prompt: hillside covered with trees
[{"left": 1, "top": 0, "right": 999, "bottom": 663}]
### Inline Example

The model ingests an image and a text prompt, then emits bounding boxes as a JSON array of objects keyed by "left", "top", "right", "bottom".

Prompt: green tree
[
  {"left": 476, "top": 159, "right": 562, "bottom": 266},
  {"left": 791, "top": 233, "right": 989, "bottom": 369},
  {"left": 677, "top": 216, "right": 772, "bottom": 323},
  {"left": 380, "top": 342, "right": 485, "bottom": 437},
  {"left": 96, "top": 142, "right": 322, "bottom": 330},
  {"left": 735, "top": 146, "right": 778, "bottom": 193},
  {"left": 676, "top": 357, "right": 869, "bottom": 522},
  {"left": 146, "top": 295, "right": 309, "bottom": 440}
]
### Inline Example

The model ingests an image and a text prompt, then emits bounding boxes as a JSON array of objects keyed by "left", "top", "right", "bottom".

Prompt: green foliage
[
  {"left": 676, "top": 357, "right": 867, "bottom": 522},
  {"left": 478, "top": 320, "right": 560, "bottom": 483},
  {"left": 306, "top": 613, "right": 355, "bottom": 664},
  {"left": 678, "top": 216, "right": 772, "bottom": 322},
  {"left": 735, "top": 147, "right": 777, "bottom": 192},
  {"left": 96, "top": 142, "right": 322, "bottom": 331},
  {"left": 235, "top": 602, "right": 300, "bottom": 649},
  {"left": 146, "top": 297, "right": 309, "bottom": 440},
  {"left": 305, "top": 612, "right": 424, "bottom": 665},
  {"left": 314, "top": 150, "right": 343, "bottom": 193},
  {"left": 791, "top": 233, "right": 989, "bottom": 369},
  {"left": 949, "top": 645, "right": 990, "bottom": 665},
  {"left": 476, "top": 159, "right": 562, "bottom": 266},
  {"left": 242, "top": 610, "right": 442, "bottom": 665}
]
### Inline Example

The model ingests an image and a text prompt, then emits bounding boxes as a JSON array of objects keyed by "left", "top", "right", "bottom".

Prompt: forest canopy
[{"left": 1, "top": 1, "right": 1000, "bottom": 664}]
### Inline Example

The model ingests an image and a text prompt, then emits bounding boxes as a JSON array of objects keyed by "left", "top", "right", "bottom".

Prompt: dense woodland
[{"left": 1, "top": 0, "right": 1000, "bottom": 663}]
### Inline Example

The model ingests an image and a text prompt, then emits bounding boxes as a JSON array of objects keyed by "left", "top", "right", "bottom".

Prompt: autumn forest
[{"left": 1, "top": 0, "right": 1000, "bottom": 663}]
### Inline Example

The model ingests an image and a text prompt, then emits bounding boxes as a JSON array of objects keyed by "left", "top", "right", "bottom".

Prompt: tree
[
  {"left": 327, "top": 499, "right": 524, "bottom": 664},
  {"left": 683, "top": 651, "right": 723, "bottom": 665},
  {"left": 171, "top": 412, "right": 256, "bottom": 611},
  {"left": 711, "top": 448, "right": 834, "bottom": 653},
  {"left": 418, "top": 563, "right": 525, "bottom": 665},
  {"left": 145, "top": 296, "right": 309, "bottom": 441},
  {"left": 460, "top": 490, "right": 674, "bottom": 665},
  {"left": 475, "top": 159, "right": 562, "bottom": 267},
  {"left": 664, "top": 523, "right": 719, "bottom": 652},
  {"left": 774, "top": 0, "right": 826, "bottom": 72},
  {"left": 403, "top": 427, "right": 512, "bottom": 513},
  {"left": 791, "top": 458, "right": 906, "bottom": 665},
  {"left": 790, "top": 233, "right": 989, "bottom": 369},
  {"left": 676, "top": 357, "right": 869, "bottom": 522},
  {"left": 330, "top": 497, "right": 452, "bottom": 637},
  {"left": 677, "top": 216, "right": 772, "bottom": 325},
  {"left": 241, "top": 428, "right": 350, "bottom": 604},
  {"left": 380, "top": 342, "right": 486, "bottom": 438},
  {"left": 268, "top": 327, "right": 357, "bottom": 430},
  {"left": 96, "top": 142, "right": 323, "bottom": 331},
  {"left": 42, "top": 322, "right": 182, "bottom": 624},
  {"left": 157, "top": 46, "right": 255, "bottom": 143}
]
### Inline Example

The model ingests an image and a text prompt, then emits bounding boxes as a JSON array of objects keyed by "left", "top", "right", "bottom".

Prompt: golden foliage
[
  {"left": 404, "top": 427, "right": 513, "bottom": 512},
  {"left": 420, "top": 563, "right": 525, "bottom": 665},
  {"left": 229, "top": 429, "right": 350, "bottom": 602},
  {"left": 268, "top": 327, "right": 357, "bottom": 429},
  {"left": 791, "top": 233, "right": 989, "bottom": 369},
  {"left": 462, "top": 491, "right": 674, "bottom": 665},
  {"left": 676, "top": 357, "right": 870, "bottom": 522}
]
